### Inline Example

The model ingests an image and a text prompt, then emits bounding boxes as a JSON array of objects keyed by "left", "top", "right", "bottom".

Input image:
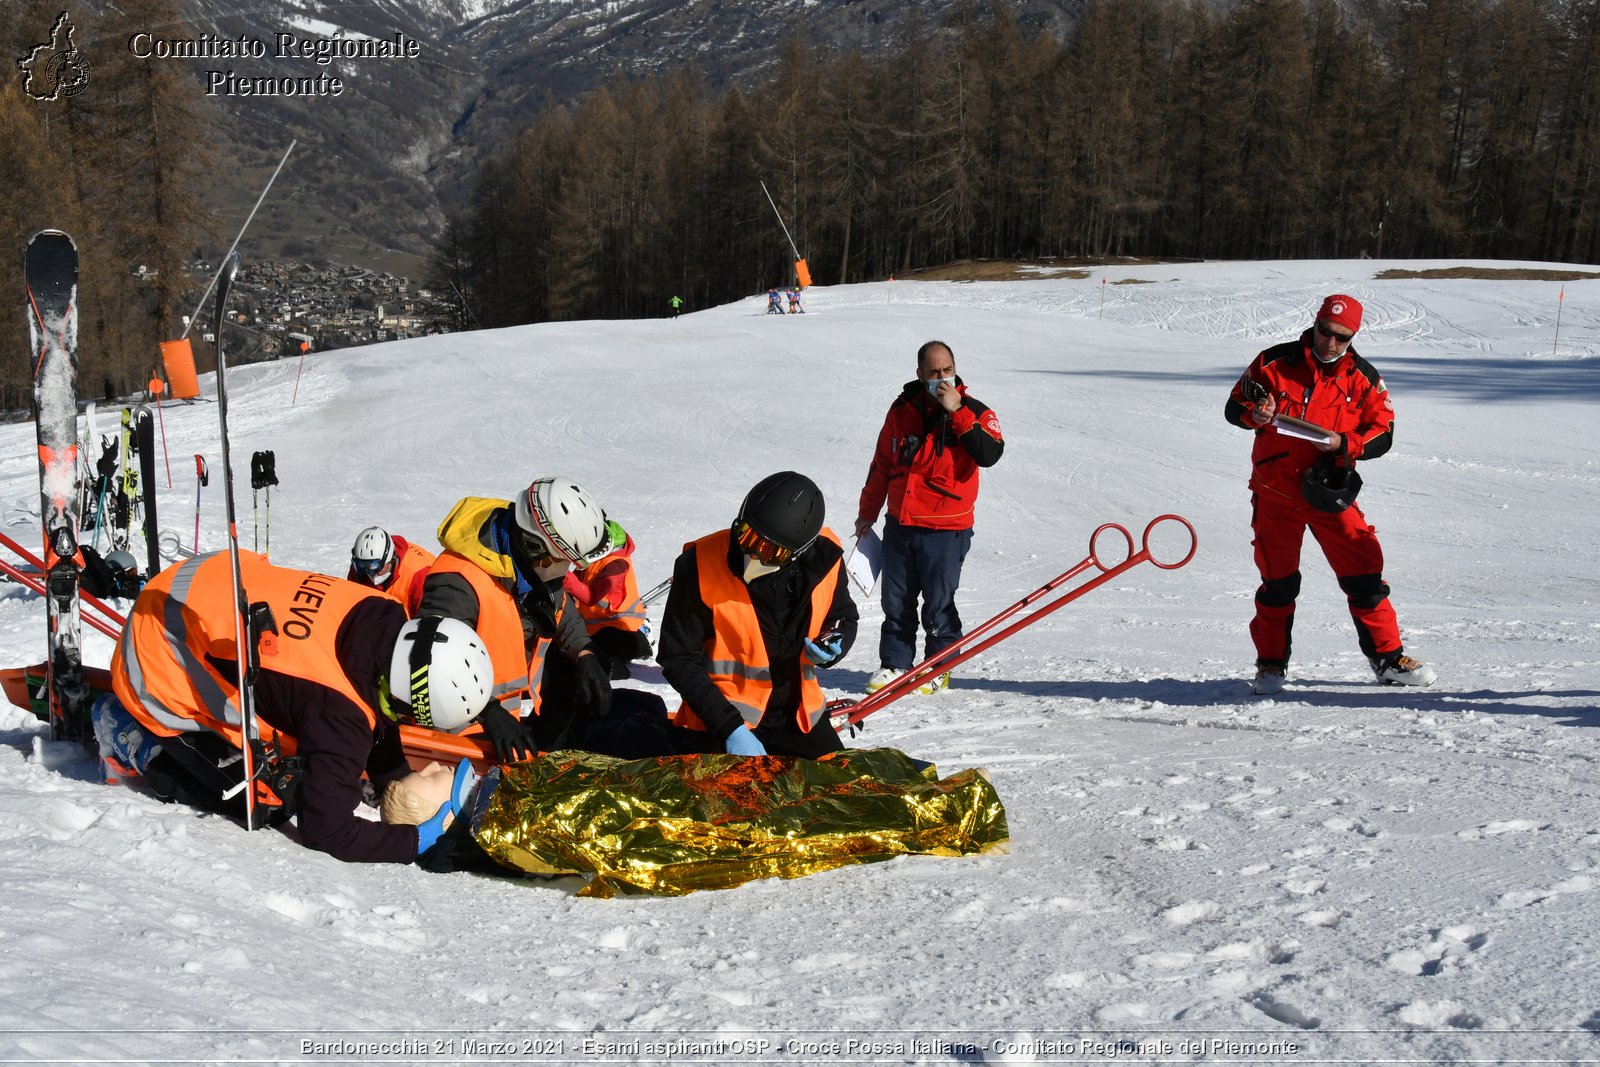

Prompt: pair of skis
[{"left": 25, "top": 234, "right": 265, "bottom": 827}]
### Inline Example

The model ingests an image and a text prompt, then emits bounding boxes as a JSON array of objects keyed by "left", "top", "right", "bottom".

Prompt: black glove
[
  {"left": 96, "top": 437, "right": 117, "bottom": 480},
  {"left": 475, "top": 702, "right": 537, "bottom": 763},
  {"left": 574, "top": 652, "right": 612, "bottom": 719},
  {"left": 250, "top": 450, "right": 278, "bottom": 490},
  {"left": 519, "top": 581, "right": 560, "bottom": 640}
]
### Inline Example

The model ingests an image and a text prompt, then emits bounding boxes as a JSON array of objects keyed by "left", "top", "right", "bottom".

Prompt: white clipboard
[
  {"left": 846, "top": 529, "right": 882, "bottom": 597},
  {"left": 1271, "top": 414, "right": 1338, "bottom": 447}
]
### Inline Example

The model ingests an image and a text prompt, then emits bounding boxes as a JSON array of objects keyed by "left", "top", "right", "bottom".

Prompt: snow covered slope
[{"left": 1, "top": 261, "right": 1596, "bottom": 1062}]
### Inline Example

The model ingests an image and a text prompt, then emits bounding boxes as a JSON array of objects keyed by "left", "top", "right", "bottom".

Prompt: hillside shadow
[{"left": 1021, "top": 353, "right": 1600, "bottom": 404}]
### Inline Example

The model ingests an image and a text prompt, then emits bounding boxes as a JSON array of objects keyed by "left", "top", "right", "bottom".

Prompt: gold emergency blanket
[{"left": 471, "top": 747, "right": 1008, "bottom": 897}]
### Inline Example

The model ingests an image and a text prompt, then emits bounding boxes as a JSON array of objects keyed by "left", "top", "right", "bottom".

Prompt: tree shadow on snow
[
  {"left": 1269, "top": 682, "right": 1600, "bottom": 726},
  {"left": 959, "top": 675, "right": 1600, "bottom": 728},
  {"left": 1025, "top": 352, "right": 1600, "bottom": 404}
]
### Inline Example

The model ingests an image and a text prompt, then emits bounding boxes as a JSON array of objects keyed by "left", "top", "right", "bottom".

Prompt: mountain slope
[{"left": 169, "top": 0, "right": 1083, "bottom": 271}]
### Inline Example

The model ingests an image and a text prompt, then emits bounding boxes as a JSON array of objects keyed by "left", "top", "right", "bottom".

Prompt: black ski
[
  {"left": 24, "top": 229, "right": 90, "bottom": 743},
  {"left": 135, "top": 406, "right": 159, "bottom": 579}
]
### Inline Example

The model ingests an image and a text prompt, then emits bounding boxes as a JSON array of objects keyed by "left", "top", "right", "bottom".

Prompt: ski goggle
[
  {"left": 733, "top": 519, "right": 807, "bottom": 567},
  {"left": 352, "top": 555, "right": 394, "bottom": 583}
]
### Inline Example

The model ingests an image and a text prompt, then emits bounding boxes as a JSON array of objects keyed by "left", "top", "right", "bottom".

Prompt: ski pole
[
  {"left": 90, "top": 476, "right": 109, "bottom": 554},
  {"left": 192, "top": 454, "right": 208, "bottom": 554},
  {"left": 89, "top": 434, "right": 116, "bottom": 553},
  {"left": 211, "top": 253, "right": 263, "bottom": 832},
  {"left": 249, "top": 451, "right": 277, "bottom": 558},
  {"left": 830, "top": 515, "right": 1198, "bottom": 731}
]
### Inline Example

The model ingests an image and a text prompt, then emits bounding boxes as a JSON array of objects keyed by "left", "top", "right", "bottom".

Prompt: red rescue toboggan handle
[
  {"left": 830, "top": 514, "right": 1198, "bottom": 731},
  {"left": 0, "top": 531, "right": 128, "bottom": 640}
]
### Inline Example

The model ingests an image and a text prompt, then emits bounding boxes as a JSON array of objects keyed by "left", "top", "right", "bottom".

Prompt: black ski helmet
[
  {"left": 1302, "top": 461, "right": 1363, "bottom": 513},
  {"left": 737, "top": 471, "right": 825, "bottom": 554}
]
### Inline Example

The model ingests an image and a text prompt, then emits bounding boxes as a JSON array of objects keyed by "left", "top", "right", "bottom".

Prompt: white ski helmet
[
  {"left": 388, "top": 616, "right": 492, "bottom": 733},
  {"left": 351, "top": 526, "right": 395, "bottom": 584},
  {"left": 513, "top": 477, "right": 611, "bottom": 566}
]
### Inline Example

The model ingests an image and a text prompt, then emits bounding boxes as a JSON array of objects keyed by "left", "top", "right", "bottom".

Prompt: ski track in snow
[{"left": 2, "top": 259, "right": 1599, "bottom": 1062}]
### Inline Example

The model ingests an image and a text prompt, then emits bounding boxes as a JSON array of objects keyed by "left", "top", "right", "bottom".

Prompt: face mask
[
  {"left": 742, "top": 554, "right": 780, "bottom": 582},
  {"left": 925, "top": 376, "right": 953, "bottom": 397}
]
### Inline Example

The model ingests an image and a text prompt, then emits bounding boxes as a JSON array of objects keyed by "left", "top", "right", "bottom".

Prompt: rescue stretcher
[{"left": 829, "top": 514, "right": 1198, "bottom": 730}]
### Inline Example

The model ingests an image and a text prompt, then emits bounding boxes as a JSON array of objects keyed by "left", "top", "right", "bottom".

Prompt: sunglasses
[
  {"left": 733, "top": 519, "right": 804, "bottom": 567},
  {"left": 1315, "top": 322, "right": 1354, "bottom": 344},
  {"left": 515, "top": 527, "right": 555, "bottom": 562}
]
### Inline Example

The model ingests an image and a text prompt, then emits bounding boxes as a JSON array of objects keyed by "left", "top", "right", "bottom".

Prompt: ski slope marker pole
[
  {"left": 831, "top": 515, "right": 1198, "bottom": 731},
  {"left": 148, "top": 376, "right": 172, "bottom": 487},
  {"left": 1554, "top": 288, "right": 1565, "bottom": 357},
  {"left": 291, "top": 340, "right": 310, "bottom": 406}
]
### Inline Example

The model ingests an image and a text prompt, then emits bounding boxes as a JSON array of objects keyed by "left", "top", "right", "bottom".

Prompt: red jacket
[
  {"left": 1225, "top": 331, "right": 1394, "bottom": 507},
  {"left": 858, "top": 378, "right": 1004, "bottom": 531}
]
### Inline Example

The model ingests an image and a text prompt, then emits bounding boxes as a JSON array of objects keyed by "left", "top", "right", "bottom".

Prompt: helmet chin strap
[{"left": 407, "top": 614, "right": 443, "bottom": 727}]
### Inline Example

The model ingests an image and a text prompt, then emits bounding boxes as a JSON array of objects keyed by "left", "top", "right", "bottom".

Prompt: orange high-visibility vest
[
  {"left": 672, "top": 527, "right": 842, "bottom": 734},
  {"left": 574, "top": 553, "right": 646, "bottom": 633},
  {"left": 383, "top": 539, "right": 436, "bottom": 617},
  {"left": 425, "top": 552, "right": 530, "bottom": 710},
  {"left": 111, "top": 552, "right": 385, "bottom": 756}
]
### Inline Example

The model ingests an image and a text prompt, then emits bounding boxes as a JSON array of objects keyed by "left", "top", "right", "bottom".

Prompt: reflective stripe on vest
[
  {"left": 575, "top": 555, "right": 646, "bottom": 632},
  {"left": 111, "top": 551, "right": 386, "bottom": 753},
  {"left": 672, "top": 527, "right": 841, "bottom": 733},
  {"left": 426, "top": 552, "right": 530, "bottom": 708}
]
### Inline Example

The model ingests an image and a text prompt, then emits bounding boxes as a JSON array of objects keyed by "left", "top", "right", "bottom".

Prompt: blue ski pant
[
  {"left": 878, "top": 518, "right": 973, "bottom": 669},
  {"left": 91, "top": 693, "right": 163, "bottom": 782}
]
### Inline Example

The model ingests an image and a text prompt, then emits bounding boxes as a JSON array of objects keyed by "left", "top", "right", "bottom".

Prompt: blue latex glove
[
  {"left": 803, "top": 631, "right": 844, "bottom": 668},
  {"left": 415, "top": 798, "right": 452, "bottom": 857},
  {"left": 724, "top": 726, "right": 767, "bottom": 757}
]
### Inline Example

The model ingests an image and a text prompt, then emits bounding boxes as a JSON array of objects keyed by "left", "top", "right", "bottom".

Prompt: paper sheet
[
  {"left": 1272, "top": 414, "right": 1337, "bottom": 446},
  {"left": 846, "top": 528, "right": 882, "bottom": 597}
]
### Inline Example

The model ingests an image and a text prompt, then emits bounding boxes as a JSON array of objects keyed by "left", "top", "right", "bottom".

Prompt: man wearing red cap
[{"left": 1225, "top": 294, "right": 1436, "bottom": 694}]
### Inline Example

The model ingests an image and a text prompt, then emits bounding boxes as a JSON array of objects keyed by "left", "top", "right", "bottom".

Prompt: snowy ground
[{"left": 1, "top": 261, "right": 1597, "bottom": 1064}]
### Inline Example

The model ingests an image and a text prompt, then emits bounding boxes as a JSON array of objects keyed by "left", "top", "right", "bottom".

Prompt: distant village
[{"left": 189, "top": 260, "right": 460, "bottom": 361}]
